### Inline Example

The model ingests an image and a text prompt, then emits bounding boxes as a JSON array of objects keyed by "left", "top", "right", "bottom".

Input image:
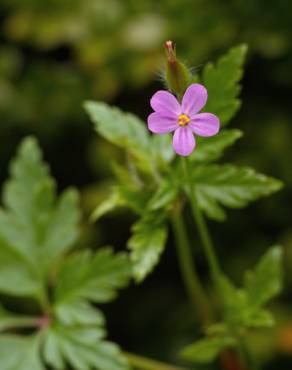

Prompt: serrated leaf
[
  {"left": 193, "top": 164, "right": 283, "bottom": 221},
  {"left": 219, "top": 247, "right": 283, "bottom": 330},
  {"left": 41, "top": 188, "right": 80, "bottom": 269},
  {"left": 127, "top": 179, "right": 178, "bottom": 282},
  {"left": 91, "top": 189, "right": 124, "bottom": 222},
  {"left": 190, "top": 129, "right": 243, "bottom": 163},
  {"left": 0, "top": 137, "right": 80, "bottom": 298},
  {"left": 245, "top": 246, "right": 283, "bottom": 307},
  {"left": 147, "top": 179, "right": 178, "bottom": 211},
  {"left": 0, "top": 238, "right": 39, "bottom": 296},
  {"left": 55, "top": 300, "right": 105, "bottom": 327},
  {"left": 84, "top": 101, "right": 149, "bottom": 151},
  {"left": 128, "top": 212, "right": 168, "bottom": 282},
  {"left": 91, "top": 183, "right": 150, "bottom": 222},
  {"left": 54, "top": 247, "right": 131, "bottom": 305},
  {"left": 44, "top": 325, "right": 129, "bottom": 370},
  {"left": 202, "top": 44, "right": 247, "bottom": 125},
  {"left": 84, "top": 101, "right": 153, "bottom": 172},
  {"left": 181, "top": 336, "right": 236, "bottom": 364},
  {"left": 0, "top": 334, "right": 44, "bottom": 370}
]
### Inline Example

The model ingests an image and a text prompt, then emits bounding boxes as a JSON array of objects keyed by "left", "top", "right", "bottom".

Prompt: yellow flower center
[{"left": 178, "top": 114, "right": 190, "bottom": 126}]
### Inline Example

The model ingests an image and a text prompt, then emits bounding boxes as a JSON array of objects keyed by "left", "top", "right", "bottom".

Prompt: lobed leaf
[
  {"left": 201, "top": 44, "right": 248, "bottom": 125},
  {"left": 0, "top": 239, "right": 39, "bottom": 297},
  {"left": 127, "top": 180, "right": 177, "bottom": 282},
  {"left": 219, "top": 246, "right": 283, "bottom": 330},
  {"left": 128, "top": 213, "right": 168, "bottom": 283},
  {"left": 181, "top": 336, "right": 236, "bottom": 364},
  {"left": 0, "top": 137, "right": 80, "bottom": 299},
  {"left": 44, "top": 324, "right": 129, "bottom": 370},
  {"left": 190, "top": 129, "right": 243, "bottom": 163},
  {"left": 54, "top": 247, "right": 131, "bottom": 305},
  {"left": 84, "top": 101, "right": 153, "bottom": 173},
  {"left": 192, "top": 164, "right": 283, "bottom": 221},
  {"left": 244, "top": 246, "right": 283, "bottom": 307},
  {"left": 0, "top": 334, "right": 44, "bottom": 370}
]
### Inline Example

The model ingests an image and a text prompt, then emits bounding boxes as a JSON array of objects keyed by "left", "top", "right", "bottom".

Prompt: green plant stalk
[
  {"left": 181, "top": 157, "right": 221, "bottom": 286},
  {"left": 171, "top": 209, "right": 213, "bottom": 326},
  {"left": 125, "top": 352, "right": 188, "bottom": 370},
  {"left": 181, "top": 156, "right": 258, "bottom": 370},
  {"left": 0, "top": 316, "right": 41, "bottom": 333}
]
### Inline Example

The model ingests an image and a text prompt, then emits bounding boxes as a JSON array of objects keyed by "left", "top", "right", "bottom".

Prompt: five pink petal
[{"left": 147, "top": 83, "right": 220, "bottom": 156}]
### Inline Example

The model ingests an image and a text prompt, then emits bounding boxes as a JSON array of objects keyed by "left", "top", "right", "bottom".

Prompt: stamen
[{"left": 178, "top": 114, "right": 190, "bottom": 126}]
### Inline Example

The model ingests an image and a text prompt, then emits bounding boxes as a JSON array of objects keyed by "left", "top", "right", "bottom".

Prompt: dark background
[{"left": 0, "top": 0, "right": 292, "bottom": 369}]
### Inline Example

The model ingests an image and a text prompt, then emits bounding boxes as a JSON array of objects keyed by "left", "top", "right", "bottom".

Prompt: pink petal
[
  {"left": 189, "top": 113, "right": 220, "bottom": 137},
  {"left": 182, "top": 84, "right": 207, "bottom": 116},
  {"left": 150, "top": 90, "right": 181, "bottom": 116},
  {"left": 172, "top": 127, "right": 196, "bottom": 156},
  {"left": 147, "top": 112, "right": 178, "bottom": 134}
]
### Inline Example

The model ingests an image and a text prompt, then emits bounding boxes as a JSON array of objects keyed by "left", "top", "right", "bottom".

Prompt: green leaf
[
  {"left": 0, "top": 137, "right": 80, "bottom": 298},
  {"left": 55, "top": 300, "right": 105, "bottom": 327},
  {"left": 244, "top": 308, "right": 275, "bottom": 328},
  {"left": 44, "top": 324, "right": 129, "bottom": 370},
  {"left": 202, "top": 44, "right": 247, "bottom": 125},
  {"left": 127, "top": 178, "right": 178, "bottom": 282},
  {"left": 190, "top": 129, "right": 243, "bottom": 163},
  {"left": 128, "top": 212, "right": 168, "bottom": 282},
  {"left": 219, "top": 275, "right": 250, "bottom": 327},
  {"left": 244, "top": 246, "right": 283, "bottom": 307},
  {"left": 147, "top": 179, "right": 178, "bottom": 212},
  {"left": 54, "top": 247, "right": 131, "bottom": 305},
  {"left": 84, "top": 101, "right": 152, "bottom": 170},
  {"left": 0, "top": 238, "right": 39, "bottom": 297},
  {"left": 193, "top": 164, "right": 283, "bottom": 221},
  {"left": 41, "top": 188, "right": 80, "bottom": 269},
  {"left": 220, "top": 275, "right": 276, "bottom": 329},
  {"left": 181, "top": 336, "right": 236, "bottom": 364},
  {"left": 90, "top": 189, "right": 124, "bottom": 222},
  {"left": 0, "top": 334, "right": 45, "bottom": 370},
  {"left": 219, "top": 247, "right": 283, "bottom": 330},
  {"left": 90, "top": 180, "right": 150, "bottom": 222},
  {"left": 150, "top": 134, "right": 175, "bottom": 165}
]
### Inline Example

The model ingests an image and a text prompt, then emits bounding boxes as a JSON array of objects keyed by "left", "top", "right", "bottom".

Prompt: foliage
[
  {"left": 0, "top": 137, "right": 132, "bottom": 370},
  {"left": 181, "top": 246, "right": 283, "bottom": 364},
  {"left": 85, "top": 45, "right": 282, "bottom": 283}
]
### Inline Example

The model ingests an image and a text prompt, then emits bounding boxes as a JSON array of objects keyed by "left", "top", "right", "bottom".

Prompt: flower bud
[{"left": 164, "top": 41, "right": 191, "bottom": 100}]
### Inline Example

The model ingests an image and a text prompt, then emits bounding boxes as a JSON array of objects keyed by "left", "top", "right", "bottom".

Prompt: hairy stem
[
  {"left": 125, "top": 352, "right": 188, "bottom": 370},
  {"left": 171, "top": 209, "right": 213, "bottom": 325}
]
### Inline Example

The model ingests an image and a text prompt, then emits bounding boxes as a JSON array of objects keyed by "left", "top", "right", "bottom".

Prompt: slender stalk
[
  {"left": 181, "top": 156, "right": 257, "bottom": 370},
  {"left": 171, "top": 209, "right": 213, "bottom": 326},
  {"left": 181, "top": 157, "right": 221, "bottom": 286},
  {"left": 237, "top": 338, "right": 259, "bottom": 370},
  {"left": 0, "top": 317, "right": 41, "bottom": 333},
  {"left": 125, "top": 352, "right": 188, "bottom": 370},
  {"left": 36, "top": 286, "right": 52, "bottom": 315}
]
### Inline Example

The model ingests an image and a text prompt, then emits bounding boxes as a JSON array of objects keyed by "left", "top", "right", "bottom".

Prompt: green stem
[
  {"left": 36, "top": 285, "right": 52, "bottom": 316},
  {"left": 125, "top": 352, "right": 188, "bottom": 370},
  {"left": 171, "top": 210, "right": 213, "bottom": 325},
  {"left": 181, "top": 157, "right": 258, "bottom": 370},
  {"left": 237, "top": 338, "right": 259, "bottom": 370},
  {"left": 0, "top": 317, "right": 41, "bottom": 333},
  {"left": 181, "top": 157, "right": 221, "bottom": 288}
]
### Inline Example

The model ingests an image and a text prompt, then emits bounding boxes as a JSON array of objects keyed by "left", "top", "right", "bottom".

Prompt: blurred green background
[{"left": 1, "top": 0, "right": 292, "bottom": 368}]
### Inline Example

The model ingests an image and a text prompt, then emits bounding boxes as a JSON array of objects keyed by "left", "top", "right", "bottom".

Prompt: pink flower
[{"left": 147, "top": 84, "right": 220, "bottom": 156}]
